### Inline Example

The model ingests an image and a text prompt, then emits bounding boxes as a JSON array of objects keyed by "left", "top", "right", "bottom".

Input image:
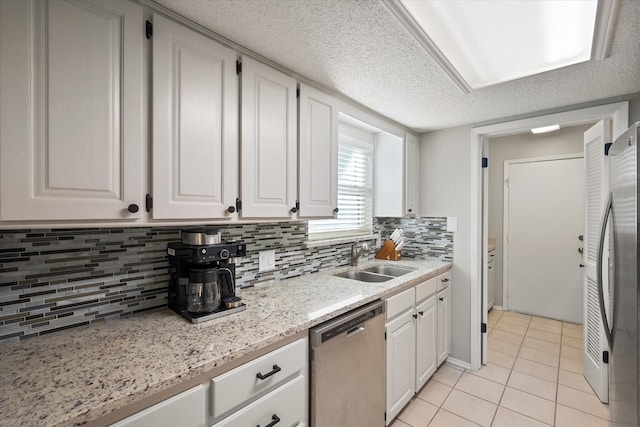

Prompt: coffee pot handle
[{"left": 218, "top": 268, "right": 235, "bottom": 295}]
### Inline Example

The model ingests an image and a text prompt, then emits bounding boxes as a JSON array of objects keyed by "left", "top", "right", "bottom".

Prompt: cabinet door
[
  {"left": 240, "top": 57, "right": 297, "bottom": 218},
  {"left": 111, "top": 385, "right": 205, "bottom": 427},
  {"left": 386, "top": 310, "right": 416, "bottom": 425},
  {"left": 404, "top": 132, "right": 420, "bottom": 216},
  {"left": 488, "top": 259, "right": 496, "bottom": 310},
  {"left": 437, "top": 287, "right": 451, "bottom": 366},
  {"left": 415, "top": 296, "right": 437, "bottom": 391},
  {"left": 0, "top": 0, "right": 143, "bottom": 221},
  {"left": 152, "top": 15, "right": 238, "bottom": 219},
  {"left": 298, "top": 84, "right": 338, "bottom": 218}
]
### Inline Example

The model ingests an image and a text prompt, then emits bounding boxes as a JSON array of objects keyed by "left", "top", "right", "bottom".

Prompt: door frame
[
  {"left": 502, "top": 153, "right": 584, "bottom": 312},
  {"left": 468, "top": 101, "right": 628, "bottom": 370}
]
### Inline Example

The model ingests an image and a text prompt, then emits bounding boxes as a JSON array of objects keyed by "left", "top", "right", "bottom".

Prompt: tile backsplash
[{"left": 0, "top": 217, "right": 452, "bottom": 343}]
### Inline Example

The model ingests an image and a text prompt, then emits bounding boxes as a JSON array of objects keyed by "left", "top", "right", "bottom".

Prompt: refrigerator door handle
[{"left": 597, "top": 191, "right": 614, "bottom": 349}]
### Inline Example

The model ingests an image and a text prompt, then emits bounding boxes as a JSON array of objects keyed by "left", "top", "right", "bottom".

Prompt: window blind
[{"left": 309, "top": 135, "right": 373, "bottom": 238}]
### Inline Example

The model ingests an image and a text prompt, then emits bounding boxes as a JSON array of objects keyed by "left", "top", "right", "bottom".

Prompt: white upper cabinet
[
  {"left": 298, "top": 84, "right": 338, "bottom": 218},
  {"left": 374, "top": 132, "right": 404, "bottom": 218},
  {"left": 0, "top": 0, "right": 144, "bottom": 221},
  {"left": 152, "top": 14, "right": 238, "bottom": 220},
  {"left": 240, "top": 57, "right": 298, "bottom": 218},
  {"left": 404, "top": 132, "right": 420, "bottom": 216}
]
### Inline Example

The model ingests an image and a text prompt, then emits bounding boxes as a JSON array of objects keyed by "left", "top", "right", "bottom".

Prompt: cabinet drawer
[
  {"left": 212, "top": 375, "right": 306, "bottom": 427},
  {"left": 112, "top": 385, "right": 205, "bottom": 427},
  {"left": 211, "top": 338, "right": 307, "bottom": 419},
  {"left": 415, "top": 277, "right": 437, "bottom": 303},
  {"left": 437, "top": 271, "right": 451, "bottom": 292},
  {"left": 386, "top": 288, "right": 415, "bottom": 320}
]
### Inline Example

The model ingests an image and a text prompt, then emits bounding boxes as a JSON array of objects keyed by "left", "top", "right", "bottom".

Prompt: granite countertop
[{"left": 0, "top": 258, "right": 451, "bottom": 427}]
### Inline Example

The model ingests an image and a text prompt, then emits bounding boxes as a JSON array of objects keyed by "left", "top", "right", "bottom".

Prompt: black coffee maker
[{"left": 167, "top": 229, "right": 247, "bottom": 323}]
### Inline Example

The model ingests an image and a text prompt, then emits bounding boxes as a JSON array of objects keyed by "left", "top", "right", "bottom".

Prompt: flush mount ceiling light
[
  {"left": 381, "top": 0, "right": 618, "bottom": 93},
  {"left": 531, "top": 124, "right": 561, "bottom": 134}
]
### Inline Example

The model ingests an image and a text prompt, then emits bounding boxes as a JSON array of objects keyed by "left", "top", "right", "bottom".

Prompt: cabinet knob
[
  {"left": 439, "top": 297, "right": 444, "bottom": 302},
  {"left": 127, "top": 204, "right": 139, "bottom": 213},
  {"left": 333, "top": 208, "right": 339, "bottom": 214},
  {"left": 290, "top": 206, "right": 298, "bottom": 213},
  {"left": 419, "top": 311, "right": 424, "bottom": 316},
  {"left": 442, "top": 278, "right": 450, "bottom": 283},
  {"left": 413, "top": 313, "right": 418, "bottom": 319},
  {"left": 408, "top": 208, "right": 413, "bottom": 213},
  {"left": 227, "top": 205, "right": 236, "bottom": 213}
]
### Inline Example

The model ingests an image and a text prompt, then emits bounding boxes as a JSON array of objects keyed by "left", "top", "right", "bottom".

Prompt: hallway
[{"left": 389, "top": 309, "right": 610, "bottom": 426}]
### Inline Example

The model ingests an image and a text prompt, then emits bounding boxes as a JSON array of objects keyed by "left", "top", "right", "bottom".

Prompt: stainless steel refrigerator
[{"left": 598, "top": 122, "right": 639, "bottom": 426}]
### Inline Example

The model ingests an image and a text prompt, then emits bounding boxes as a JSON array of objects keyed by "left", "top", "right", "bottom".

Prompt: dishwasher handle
[{"left": 347, "top": 326, "right": 365, "bottom": 338}]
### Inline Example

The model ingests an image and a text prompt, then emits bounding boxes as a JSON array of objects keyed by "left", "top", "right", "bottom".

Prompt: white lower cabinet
[
  {"left": 436, "top": 272, "right": 451, "bottom": 366},
  {"left": 210, "top": 337, "right": 308, "bottom": 426},
  {"left": 386, "top": 305, "right": 416, "bottom": 423},
  {"left": 415, "top": 295, "right": 437, "bottom": 390},
  {"left": 210, "top": 337, "right": 307, "bottom": 421},
  {"left": 386, "top": 271, "right": 451, "bottom": 425},
  {"left": 212, "top": 375, "right": 305, "bottom": 427},
  {"left": 111, "top": 338, "right": 307, "bottom": 427},
  {"left": 487, "top": 249, "right": 496, "bottom": 310},
  {"left": 111, "top": 385, "right": 206, "bottom": 427}
]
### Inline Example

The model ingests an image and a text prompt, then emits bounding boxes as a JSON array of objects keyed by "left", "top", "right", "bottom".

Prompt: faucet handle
[{"left": 361, "top": 243, "right": 370, "bottom": 252}]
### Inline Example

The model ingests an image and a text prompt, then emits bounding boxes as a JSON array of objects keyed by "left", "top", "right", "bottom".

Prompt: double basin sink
[{"left": 334, "top": 265, "right": 414, "bottom": 283}]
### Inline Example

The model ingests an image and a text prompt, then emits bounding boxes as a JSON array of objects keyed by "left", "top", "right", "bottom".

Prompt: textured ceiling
[{"left": 152, "top": 0, "right": 640, "bottom": 132}]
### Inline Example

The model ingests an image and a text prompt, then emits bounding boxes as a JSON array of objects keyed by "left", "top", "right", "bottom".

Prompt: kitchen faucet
[{"left": 350, "top": 242, "right": 370, "bottom": 267}]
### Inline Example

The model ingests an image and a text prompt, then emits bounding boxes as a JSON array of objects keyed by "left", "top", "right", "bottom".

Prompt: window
[{"left": 309, "top": 127, "right": 373, "bottom": 239}]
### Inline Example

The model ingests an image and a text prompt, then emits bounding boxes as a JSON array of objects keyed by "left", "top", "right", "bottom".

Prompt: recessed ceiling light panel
[
  {"left": 399, "top": 0, "right": 598, "bottom": 89},
  {"left": 531, "top": 124, "right": 561, "bottom": 134}
]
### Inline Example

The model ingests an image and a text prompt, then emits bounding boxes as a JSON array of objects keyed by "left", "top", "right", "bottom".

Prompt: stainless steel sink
[
  {"left": 363, "top": 265, "right": 414, "bottom": 277},
  {"left": 333, "top": 270, "right": 393, "bottom": 283}
]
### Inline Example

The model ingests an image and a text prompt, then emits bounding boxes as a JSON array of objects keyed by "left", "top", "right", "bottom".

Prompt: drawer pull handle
[
  {"left": 442, "top": 278, "right": 450, "bottom": 283},
  {"left": 257, "top": 414, "right": 280, "bottom": 427},
  {"left": 256, "top": 364, "right": 281, "bottom": 380}
]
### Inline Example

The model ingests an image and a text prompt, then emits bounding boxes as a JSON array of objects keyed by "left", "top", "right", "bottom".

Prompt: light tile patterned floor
[{"left": 390, "top": 309, "right": 610, "bottom": 427}]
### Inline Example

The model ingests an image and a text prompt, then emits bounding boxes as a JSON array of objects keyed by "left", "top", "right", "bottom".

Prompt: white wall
[
  {"left": 420, "top": 125, "right": 472, "bottom": 363},
  {"left": 488, "top": 124, "right": 591, "bottom": 307}
]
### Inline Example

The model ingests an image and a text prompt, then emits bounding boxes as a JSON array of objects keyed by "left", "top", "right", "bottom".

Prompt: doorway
[
  {"left": 504, "top": 155, "right": 584, "bottom": 323},
  {"left": 469, "top": 101, "right": 629, "bottom": 370}
]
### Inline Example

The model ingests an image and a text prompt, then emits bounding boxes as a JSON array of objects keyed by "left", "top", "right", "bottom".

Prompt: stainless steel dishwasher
[{"left": 310, "top": 300, "right": 386, "bottom": 427}]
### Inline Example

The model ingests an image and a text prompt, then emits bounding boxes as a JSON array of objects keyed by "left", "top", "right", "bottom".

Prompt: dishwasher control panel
[{"left": 311, "top": 301, "right": 385, "bottom": 345}]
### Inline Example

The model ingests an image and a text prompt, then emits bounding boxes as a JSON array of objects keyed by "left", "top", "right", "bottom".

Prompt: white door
[
  {"left": 240, "top": 57, "right": 297, "bottom": 218},
  {"left": 415, "top": 295, "right": 437, "bottom": 391},
  {"left": 583, "top": 119, "right": 611, "bottom": 403},
  {"left": 298, "top": 84, "right": 338, "bottom": 218},
  {"left": 385, "top": 310, "right": 416, "bottom": 425},
  {"left": 506, "top": 156, "right": 585, "bottom": 322},
  {"left": 0, "top": 0, "right": 143, "bottom": 221},
  {"left": 152, "top": 15, "right": 238, "bottom": 220}
]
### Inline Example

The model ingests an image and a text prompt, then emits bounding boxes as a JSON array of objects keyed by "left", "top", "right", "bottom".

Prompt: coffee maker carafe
[{"left": 167, "top": 230, "right": 246, "bottom": 323}]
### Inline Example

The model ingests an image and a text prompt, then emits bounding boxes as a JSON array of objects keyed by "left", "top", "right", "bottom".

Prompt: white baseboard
[
  {"left": 491, "top": 305, "right": 504, "bottom": 311},
  {"left": 444, "top": 357, "right": 472, "bottom": 370}
]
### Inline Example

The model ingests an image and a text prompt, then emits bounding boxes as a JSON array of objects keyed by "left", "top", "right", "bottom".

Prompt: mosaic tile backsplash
[
  {"left": 375, "top": 217, "right": 453, "bottom": 261},
  {"left": 0, "top": 218, "right": 452, "bottom": 343}
]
